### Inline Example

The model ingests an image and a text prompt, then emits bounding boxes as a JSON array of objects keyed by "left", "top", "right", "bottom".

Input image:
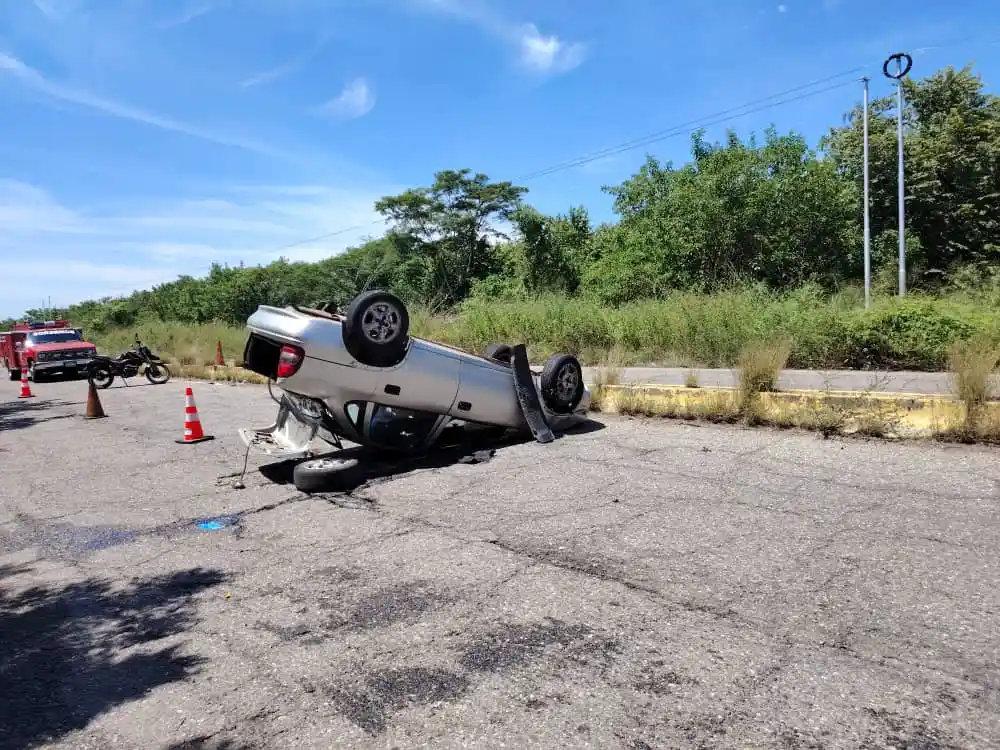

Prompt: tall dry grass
[
  {"left": 946, "top": 335, "right": 1000, "bottom": 439},
  {"left": 86, "top": 286, "right": 1000, "bottom": 375}
]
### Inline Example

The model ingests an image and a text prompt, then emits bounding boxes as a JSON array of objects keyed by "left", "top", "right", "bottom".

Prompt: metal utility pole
[
  {"left": 862, "top": 76, "right": 872, "bottom": 309},
  {"left": 883, "top": 52, "right": 912, "bottom": 297}
]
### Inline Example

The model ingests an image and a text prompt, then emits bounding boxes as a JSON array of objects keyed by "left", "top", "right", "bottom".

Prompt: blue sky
[{"left": 1, "top": 0, "right": 998, "bottom": 318}]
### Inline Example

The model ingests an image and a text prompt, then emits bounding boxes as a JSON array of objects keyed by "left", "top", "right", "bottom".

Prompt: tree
[
  {"left": 374, "top": 169, "right": 528, "bottom": 304},
  {"left": 823, "top": 63, "right": 1000, "bottom": 284},
  {"left": 590, "top": 127, "right": 859, "bottom": 301}
]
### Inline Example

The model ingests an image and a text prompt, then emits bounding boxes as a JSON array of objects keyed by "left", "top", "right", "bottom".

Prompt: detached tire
[
  {"left": 293, "top": 457, "right": 361, "bottom": 494},
  {"left": 540, "top": 353, "right": 584, "bottom": 414},
  {"left": 483, "top": 343, "right": 513, "bottom": 364},
  {"left": 342, "top": 290, "right": 410, "bottom": 367}
]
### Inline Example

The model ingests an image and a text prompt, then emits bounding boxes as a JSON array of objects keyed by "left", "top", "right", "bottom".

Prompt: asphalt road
[
  {"left": 582, "top": 367, "right": 962, "bottom": 395},
  {"left": 1, "top": 376, "right": 998, "bottom": 749}
]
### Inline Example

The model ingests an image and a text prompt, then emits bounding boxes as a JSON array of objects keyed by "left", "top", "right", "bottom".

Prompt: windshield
[
  {"left": 368, "top": 404, "right": 440, "bottom": 450},
  {"left": 27, "top": 330, "right": 83, "bottom": 345}
]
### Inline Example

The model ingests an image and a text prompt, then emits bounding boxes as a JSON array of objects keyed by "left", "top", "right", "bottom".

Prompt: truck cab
[{"left": 0, "top": 320, "right": 98, "bottom": 381}]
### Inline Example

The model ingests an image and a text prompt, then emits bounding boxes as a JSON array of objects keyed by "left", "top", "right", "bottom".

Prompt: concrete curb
[{"left": 592, "top": 383, "right": 1000, "bottom": 439}]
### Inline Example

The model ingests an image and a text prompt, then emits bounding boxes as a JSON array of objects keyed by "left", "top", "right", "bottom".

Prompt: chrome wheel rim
[{"left": 361, "top": 301, "right": 402, "bottom": 343}]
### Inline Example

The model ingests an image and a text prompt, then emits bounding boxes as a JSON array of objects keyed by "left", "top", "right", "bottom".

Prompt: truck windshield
[{"left": 27, "top": 331, "right": 82, "bottom": 345}]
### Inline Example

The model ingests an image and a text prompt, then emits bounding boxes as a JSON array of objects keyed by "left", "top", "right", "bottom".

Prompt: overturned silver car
[{"left": 239, "top": 290, "right": 591, "bottom": 491}]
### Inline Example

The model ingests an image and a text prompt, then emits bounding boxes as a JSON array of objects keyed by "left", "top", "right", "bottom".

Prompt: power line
[
  {"left": 250, "top": 34, "right": 1000, "bottom": 257},
  {"left": 259, "top": 70, "right": 866, "bottom": 257},
  {"left": 266, "top": 219, "right": 386, "bottom": 255},
  {"left": 514, "top": 67, "right": 866, "bottom": 181},
  {"left": 518, "top": 79, "right": 859, "bottom": 180}
]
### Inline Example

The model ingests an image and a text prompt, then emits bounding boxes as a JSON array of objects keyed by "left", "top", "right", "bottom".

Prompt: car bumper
[
  {"left": 240, "top": 399, "right": 321, "bottom": 460},
  {"left": 33, "top": 358, "right": 93, "bottom": 376}
]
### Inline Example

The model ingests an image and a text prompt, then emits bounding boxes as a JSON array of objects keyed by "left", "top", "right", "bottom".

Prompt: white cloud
[
  {"left": 412, "top": 0, "right": 586, "bottom": 77},
  {"left": 0, "top": 52, "right": 287, "bottom": 159},
  {"left": 0, "top": 180, "right": 397, "bottom": 317},
  {"left": 160, "top": 3, "right": 217, "bottom": 28},
  {"left": 319, "top": 78, "right": 376, "bottom": 119},
  {"left": 777, "top": 4, "right": 788, "bottom": 11},
  {"left": 241, "top": 60, "right": 302, "bottom": 88},
  {"left": 518, "top": 24, "right": 586, "bottom": 76},
  {"left": 240, "top": 32, "right": 329, "bottom": 89},
  {"left": 30, "top": 0, "right": 85, "bottom": 21}
]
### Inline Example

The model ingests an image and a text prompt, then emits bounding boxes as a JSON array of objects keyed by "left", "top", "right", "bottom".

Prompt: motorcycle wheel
[
  {"left": 89, "top": 367, "right": 114, "bottom": 389},
  {"left": 145, "top": 363, "right": 171, "bottom": 385}
]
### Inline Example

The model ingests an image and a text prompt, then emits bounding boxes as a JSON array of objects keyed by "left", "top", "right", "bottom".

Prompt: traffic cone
[
  {"left": 84, "top": 381, "right": 106, "bottom": 419},
  {"left": 215, "top": 340, "right": 225, "bottom": 366},
  {"left": 176, "top": 386, "right": 215, "bottom": 444},
  {"left": 18, "top": 368, "right": 34, "bottom": 399}
]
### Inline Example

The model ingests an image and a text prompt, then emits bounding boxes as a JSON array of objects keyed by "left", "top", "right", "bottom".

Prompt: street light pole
[
  {"left": 862, "top": 76, "right": 872, "bottom": 309},
  {"left": 883, "top": 52, "right": 912, "bottom": 297}
]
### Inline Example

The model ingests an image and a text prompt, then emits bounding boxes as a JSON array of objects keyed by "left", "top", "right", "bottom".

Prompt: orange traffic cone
[
  {"left": 176, "top": 386, "right": 215, "bottom": 444},
  {"left": 84, "top": 380, "right": 106, "bottom": 419},
  {"left": 18, "top": 368, "right": 34, "bottom": 399},
  {"left": 215, "top": 340, "right": 225, "bottom": 366}
]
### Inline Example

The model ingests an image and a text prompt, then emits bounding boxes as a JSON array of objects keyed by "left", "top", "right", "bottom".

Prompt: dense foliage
[{"left": 5, "top": 63, "right": 1000, "bottom": 343}]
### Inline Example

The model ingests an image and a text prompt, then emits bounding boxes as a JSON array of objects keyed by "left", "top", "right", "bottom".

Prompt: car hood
[{"left": 31, "top": 341, "right": 94, "bottom": 352}]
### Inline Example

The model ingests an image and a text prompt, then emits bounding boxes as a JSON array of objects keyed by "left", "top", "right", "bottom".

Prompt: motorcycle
[{"left": 87, "top": 334, "right": 171, "bottom": 388}]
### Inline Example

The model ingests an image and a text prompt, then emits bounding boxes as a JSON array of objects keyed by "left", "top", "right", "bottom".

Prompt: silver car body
[{"left": 239, "top": 304, "right": 591, "bottom": 459}]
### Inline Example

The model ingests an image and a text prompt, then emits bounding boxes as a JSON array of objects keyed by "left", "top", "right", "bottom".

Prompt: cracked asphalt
[{"left": 1, "top": 377, "right": 999, "bottom": 750}]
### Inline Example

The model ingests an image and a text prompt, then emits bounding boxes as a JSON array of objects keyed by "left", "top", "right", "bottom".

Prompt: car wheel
[
  {"left": 483, "top": 343, "right": 513, "bottom": 364},
  {"left": 342, "top": 290, "right": 410, "bottom": 367},
  {"left": 292, "top": 456, "right": 361, "bottom": 494},
  {"left": 540, "top": 353, "right": 584, "bottom": 414}
]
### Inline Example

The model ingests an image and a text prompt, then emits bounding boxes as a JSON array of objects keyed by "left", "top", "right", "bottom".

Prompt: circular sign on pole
[{"left": 883, "top": 52, "right": 912, "bottom": 79}]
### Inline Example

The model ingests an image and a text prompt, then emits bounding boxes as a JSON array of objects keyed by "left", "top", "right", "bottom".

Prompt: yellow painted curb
[{"left": 591, "top": 383, "right": 1000, "bottom": 439}]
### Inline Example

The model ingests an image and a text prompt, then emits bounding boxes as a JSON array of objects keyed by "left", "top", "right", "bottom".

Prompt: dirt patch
[
  {"left": 459, "top": 618, "right": 604, "bottom": 674},
  {"left": 330, "top": 667, "right": 470, "bottom": 736},
  {"left": 329, "top": 581, "right": 456, "bottom": 631},
  {"left": 633, "top": 660, "right": 700, "bottom": 694}
]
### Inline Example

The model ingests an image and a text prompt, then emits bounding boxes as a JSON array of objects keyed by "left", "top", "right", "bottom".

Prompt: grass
[
  {"left": 938, "top": 335, "right": 1000, "bottom": 442},
  {"left": 413, "top": 286, "right": 1000, "bottom": 371}
]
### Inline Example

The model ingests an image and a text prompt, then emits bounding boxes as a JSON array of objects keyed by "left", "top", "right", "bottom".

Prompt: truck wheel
[
  {"left": 540, "top": 354, "right": 584, "bottom": 414},
  {"left": 342, "top": 290, "right": 410, "bottom": 368},
  {"left": 483, "top": 343, "right": 513, "bottom": 364},
  {"left": 293, "top": 456, "right": 361, "bottom": 494}
]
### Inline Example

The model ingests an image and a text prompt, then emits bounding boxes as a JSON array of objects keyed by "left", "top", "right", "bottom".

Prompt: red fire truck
[{"left": 0, "top": 320, "right": 98, "bottom": 382}]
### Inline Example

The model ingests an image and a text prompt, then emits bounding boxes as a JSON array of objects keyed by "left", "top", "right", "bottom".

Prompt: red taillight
[{"left": 276, "top": 344, "right": 304, "bottom": 379}]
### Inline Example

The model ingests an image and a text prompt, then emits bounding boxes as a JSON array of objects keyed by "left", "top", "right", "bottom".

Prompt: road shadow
[
  {"left": 257, "top": 417, "right": 606, "bottom": 493},
  {"left": 0, "top": 398, "right": 78, "bottom": 433},
  {"left": 0, "top": 565, "right": 226, "bottom": 749}
]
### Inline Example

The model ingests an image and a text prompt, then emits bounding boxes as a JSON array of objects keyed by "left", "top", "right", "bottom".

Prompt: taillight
[{"left": 276, "top": 344, "right": 305, "bottom": 379}]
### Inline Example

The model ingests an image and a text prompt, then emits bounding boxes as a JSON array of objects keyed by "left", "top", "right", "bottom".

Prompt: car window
[
  {"left": 345, "top": 401, "right": 364, "bottom": 428},
  {"left": 367, "top": 404, "right": 439, "bottom": 450}
]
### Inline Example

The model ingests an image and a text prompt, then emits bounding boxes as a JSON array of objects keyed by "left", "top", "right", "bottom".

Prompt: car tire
[
  {"left": 342, "top": 290, "right": 410, "bottom": 368},
  {"left": 292, "top": 456, "right": 361, "bottom": 494},
  {"left": 483, "top": 343, "right": 513, "bottom": 364},
  {"left": 540, "top": 353, "right": 585, "bottom": 414}
]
